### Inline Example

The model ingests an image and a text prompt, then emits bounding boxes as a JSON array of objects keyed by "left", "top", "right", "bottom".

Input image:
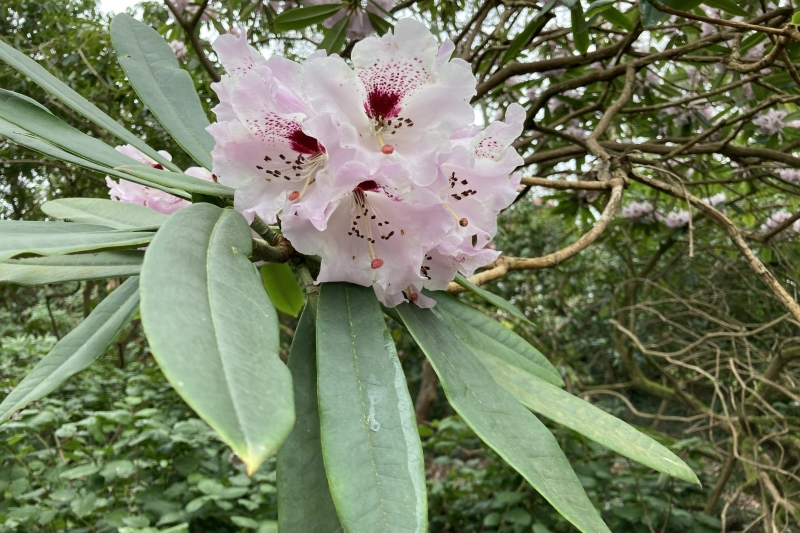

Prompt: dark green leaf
[
  {"left": 600, "top": 7, "right": 633, "bottom": 30},
  {"left": 140, "top": 204, "right": 293, "bottom": 475},
  {"left": 702, "top": 0, "right": 749, "bottom": 17},
  {"left": 317, "top": 283, "right": 426, "bottom": 533},
  {"left": 453, "top": 273, "right": 533, "bottom": 326},
  {"left": 277, "top": 307, "right": 343, "bottom": 533},
  {"left": 0, "top": 40, "right": 178, "bottom": 172},
  {"left": 367, "top": 12, "right": 393, "bottom": 36},
  {"left": 0, "top": 118, "right": 190, "bottom": 199},
  {"left": 570, "top": 2, "right": 590, "bottom": 55},
  {"left": 42, "top": 198, "right": 167, "bottom": 230},
  {"left": 115, "top": 165, "right": 234, "bottom": 198},
  {"left": 502, "top": 3, "right": 554, "bottom": 64},
  {"left": 639, "top": 0, "right": 667, "bottom": 28},
  {"left": 477, "top": 353, "right": 700, "bottom": 485},
  {"left": 273, "top": 5, "right": 345, "bottom": 31},
  {"left": 428, "top": 291, "right": 562, "bottom": 387},
  {"left": 111, "top": 14, "right": 214, "bottom": 169},
  {"left": 396, "top": 304, "right": 610, "bottom": 533},
  {"left": 260, "top": 263, "right": 305, "bottom": 317},
  {"left": 319, "top": 15, "right": 349, "bottom": 55},
  {"left": 0, "top": 251, "right": 143, "bottom": 286},
  {"left": 0, "top": 277, "right": 140, "bottom": 424},
  {"left": 585, "top": 0, "right": 616, "bottom": 18}
]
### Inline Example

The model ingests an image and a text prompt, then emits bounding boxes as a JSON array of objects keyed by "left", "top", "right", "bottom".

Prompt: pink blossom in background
[
  {"left": 206, "top": 19, "right": 519, "bottom": 307},
  {"left": 563, "top": 119, "right": 588, "bottom": 140},
  {"left": 656, "top": 210, "right": 691, "bottom": 228},
  {"left": 775, "top": 168, "right": 800, "bottom": 183},
  {"left": 753, "top": 109, "right": 800, "bottom": 135},
  {"left": 702, "top": 193, "right": 725, "bottom": 207},
  {"left": 742, "top": 83, "right": 755, "bottom": 100},
  {"left": 664, "top": 106, "right": 692, "bottom": 127},
  {"left": 621, "top": 201, "right": 654, "bottom": 219},
  {"left": 306, "top": 0, "right": 393, "bottom": 40},
  {"left": 169, "top": 40, "right": 187, "bottom": 60},
  {"left": 169, "top": 0, "right": 219, "bottom": 21},
  {"left": 106, "top": 145, "right": 213, "bottom": 215},
  {"left": 760, "top": 210, "right": 800, "bottom": 240},
  {"left": 744, "top": 42, "right": 766, "bottom": 60}
]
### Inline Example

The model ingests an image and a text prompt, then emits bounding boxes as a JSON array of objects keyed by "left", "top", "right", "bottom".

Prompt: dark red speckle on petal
[
  {"left": 152, "top": 164, "right": 164, "bottom": 170},
  {"left": 288, "top": 128, "right": 323, "bottom": 155}
]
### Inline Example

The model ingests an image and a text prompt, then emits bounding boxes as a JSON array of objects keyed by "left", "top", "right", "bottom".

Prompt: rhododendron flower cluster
[
  {"left": 702, "top": 193, "right": 726, "bottom": 207},
  {"left": 776, "top": 168, "right": 800, "bottom": 183},
  {"left": 753, "top": 109, "right": 800, "bottom": 135},
  {"left": 656, "top": 210, "right": 691, "bottom": 229},
  {"left": 106, "top": 145, "right": 213, "bottom": 215},
  {"left": 169, "top": 40, "right": 187, "bottom": 61},
  {"left": 760, "top": 211, "right": 800, "bottom": 240},
  {"left": 205, "top": 19, "right": 522, "bottom": 307},
  {"left": 621, "top": 201, "right": 655, "bottom": 220}
]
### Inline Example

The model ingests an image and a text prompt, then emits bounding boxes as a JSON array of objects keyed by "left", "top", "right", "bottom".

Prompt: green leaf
[
  {"left": 0, "top": 224, "right": 154, "bottom": 262},
  {"left": 570, "top": 2, "right": 590, "bottom": 55},
  {"left": 316, "top": 283, "right": 426, "bottom": 533},
  {"left": 140, "top": 204, "right": 293, "bottom": 475},
  {"left": 453, "top": 273, "right": 533, "bottom": 326},
  {"left": 0, "top": 118, "right": 190, "bottom": 199},
  {"left": 116, "top": 165, "right": 234, "bottom": 198},
  {"left": 396, "top": 303, "right": 610, "bottom": 533},
  {"left": 600, "top": 7, "right": 633, "bottom": 30},
  {"left": 0, "top": 251, "right": 143, "bottom": 286},
  {"left": 428, "top": 291, "right": 563, "bottom": 387},
  {"left": 0, "top": 220, "right": 113, "bottom": 234},
  {"left": 111, "top": 14, "right": 214, "bottom": 169},
  {"left": 0, "top": 89, "right": 156, "bottom": 171},
  {"left": 639, "top": 0, "right": 667, "bottom": 28},
  {"left": 319, "top": 15, "right": 350, "bottom": 54},
  {"left": 60, "top": 464, "right": 101, "bottom": 480},
  {"left": 273, "top": 4, "right": 345, "bottom": 31},
  {"left": 502, "top": 4, "right": 554, "bottom": 64},
  {"left": 0, "top": 277, "right": 139, "bottom": 424},
  {"left": 0, "top": 40, "right": 178, "bottom": 172},
  {"left": 260, "top": 263, "right": 305, "bottom": 317},
  {"left": 793, "top": 11, "right": 800, "bottom": 26},
  {"left": 702, "top": 0, "right": 749, "bottom": 17},
  {"left": 585, "top": 0, "right": 616, "bottom": 18},
  {"left": 277, "top": 307, "right": 343, "bottom": 533},
  {"left": 367, "top": 12, "right": 393, "bottom": 36},
  {"left": 42, "top": 198, "right": 167, "bottom": 230},
  {"left": 477, "top": 353, "right": 700, "bottom": 485}
]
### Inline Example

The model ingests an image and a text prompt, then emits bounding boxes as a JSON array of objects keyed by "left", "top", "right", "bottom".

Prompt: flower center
[{"left": 347, "top": 183, "right": 403, "bottom": 272}]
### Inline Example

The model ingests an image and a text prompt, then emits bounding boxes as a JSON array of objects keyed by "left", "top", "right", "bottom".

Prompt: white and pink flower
[
  {"left": 161, "top": 19, "right": 521, "bottom": 307},
  {"left": 105, "top": 145, "right": 213, "bottom": 215}
]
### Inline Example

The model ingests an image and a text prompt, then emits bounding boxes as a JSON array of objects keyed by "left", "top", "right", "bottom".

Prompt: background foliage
[{"left": 2, "top": 0, "right": 799, "bottom": 532}]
